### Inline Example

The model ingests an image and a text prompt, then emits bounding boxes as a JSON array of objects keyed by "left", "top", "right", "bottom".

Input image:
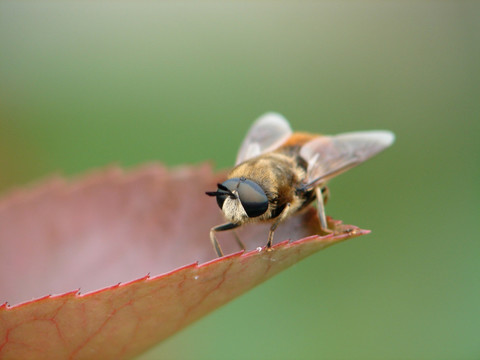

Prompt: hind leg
[{"left": 315, "top": 186, "right": 329, "bottom": 231}]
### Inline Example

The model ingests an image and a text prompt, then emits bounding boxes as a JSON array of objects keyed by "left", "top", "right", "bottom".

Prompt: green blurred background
[{"left": 1, "top": 1, "right": 479, "bottom": 359}]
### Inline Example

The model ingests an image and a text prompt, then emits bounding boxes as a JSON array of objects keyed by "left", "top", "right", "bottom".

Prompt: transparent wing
[
  {"left": 235, "top": 112, "right": 292, "bottom": 165},
  {"left": 300, "top": 130, "right": 395, "bottom": 190}
]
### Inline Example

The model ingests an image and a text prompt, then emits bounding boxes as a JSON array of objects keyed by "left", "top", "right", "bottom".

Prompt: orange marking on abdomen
[{"left": 281, "top": 132, "right": 318, "bottom": 148}]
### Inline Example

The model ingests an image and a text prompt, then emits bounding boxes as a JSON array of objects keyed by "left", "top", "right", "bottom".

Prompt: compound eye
[
  {"left": 237, "top": 179, "right": 269, "bottom": 217},
  {"left": 214, "top": 178, "right": 239, "bottom": 209}
]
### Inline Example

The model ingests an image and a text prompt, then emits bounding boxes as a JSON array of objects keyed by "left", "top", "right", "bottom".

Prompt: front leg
[
  {"left": 210, "top": 222, "right": 240, "bottom": 257},
  {"left": 266, "top": 203, "right": 291, "bottom": 250}
]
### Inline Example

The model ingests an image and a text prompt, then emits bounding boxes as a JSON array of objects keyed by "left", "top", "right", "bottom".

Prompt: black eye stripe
[{"left": 215, "top": 193, "right": 227, "bottom": 209}]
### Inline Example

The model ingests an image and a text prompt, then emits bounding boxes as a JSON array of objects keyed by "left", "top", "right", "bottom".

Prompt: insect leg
[
  {"left": 321, "top": 185, "right": 330, "bottom": 205},
  {"left": 233, "top": 230, "right": 246, "bottom": 251},
  {"left": 210, "top": 222, "right": 240, "bottom": 257},
  {"left": 266, "top": 203, "right": 292, "bottom": 250},
  {"left": 315, "top": 186, "right": 328, "bottom": 230}
]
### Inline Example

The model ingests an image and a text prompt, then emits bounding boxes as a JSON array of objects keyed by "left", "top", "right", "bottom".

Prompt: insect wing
[
  {"left": 235, "top": 112, "right": 292, "bottom": 165},
  {"left": 300, "top": 130, "right": 395, "bottom": 190}
]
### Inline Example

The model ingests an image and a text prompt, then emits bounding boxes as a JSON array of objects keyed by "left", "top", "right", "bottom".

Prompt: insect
[{"left": 206, "top": 113, "right": 395, "bottom": 257}]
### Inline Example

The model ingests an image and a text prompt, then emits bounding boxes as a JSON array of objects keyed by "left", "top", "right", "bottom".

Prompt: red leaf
[{"left": 0, "top": 164, "right": 368, "bottom": 359}]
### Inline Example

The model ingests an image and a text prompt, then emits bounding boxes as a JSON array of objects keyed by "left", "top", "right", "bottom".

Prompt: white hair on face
[{"left": 222, "top": 196, "right": 247, "bottom": 223}]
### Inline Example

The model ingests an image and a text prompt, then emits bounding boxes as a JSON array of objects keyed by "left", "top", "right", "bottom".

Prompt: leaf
[{"left": 0, "top": 163, "right": 368, "bottom": 359}]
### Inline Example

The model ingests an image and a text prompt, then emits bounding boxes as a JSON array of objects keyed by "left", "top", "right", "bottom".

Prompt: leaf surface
[{"left": 0, "top": 164, "right": 368, "bottom": 359}]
